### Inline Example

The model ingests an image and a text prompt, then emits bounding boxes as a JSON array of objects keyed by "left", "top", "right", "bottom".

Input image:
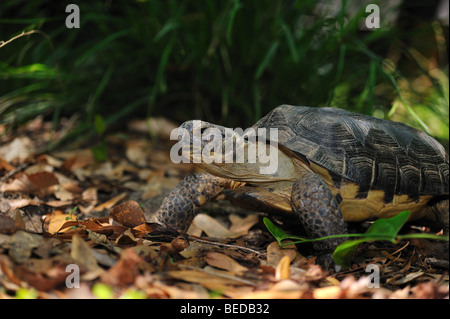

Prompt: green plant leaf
[
  {"left": 120, "top": 288, "right": 147, "bottom": 299},
  {"left": 254, "top": 41, "right": 279, "bottom": 80},
  {"left": 332, "top": 239, "right": 366, "bottom": 269},
  {"left": 332, "top": 211, "right": 411, "bottom": 268},
  {"left": 15, "top": 287, "right": 38, "bottom": 299},
  {"left": 92, "top": 283, "right": 114, "bottom": 299},
  {"left": 226, "top": 0, "right": 242, "bottom": 45},
  {"left": 265, "top": 211, "right": 447, "bottom": 269},
  {"left": 91, "top": 141, "right": 107, "bottom": 162},
  {"left": 364, "top": 210, "right": 410, "bottom": 242},
  {"left": 94, "top": 114, "right": 106, "bottom": 135},
  {"left": 263, "top": 217, "right": 307, "bottom": 245},
  {"left": 264, "top": 217, "right": 361, "bottom": 246}
]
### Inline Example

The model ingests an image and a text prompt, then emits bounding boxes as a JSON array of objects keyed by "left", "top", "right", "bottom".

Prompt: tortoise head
[{"left": 173, "top": 120, "right": 282, "bottom": 181}]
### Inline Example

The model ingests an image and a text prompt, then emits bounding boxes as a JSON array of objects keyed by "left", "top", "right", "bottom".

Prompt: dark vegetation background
[{"left": 0, "top": 0, "right": 448, "bottom": 149}]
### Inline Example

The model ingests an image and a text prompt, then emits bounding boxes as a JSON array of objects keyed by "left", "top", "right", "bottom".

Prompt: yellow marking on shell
[
  {"left": 393, "top": 194, "right": 411, "bottom": 205},
  {"left": 309, "top": 161, "right": 334, "bottom": 187},
  {"left": 311, "top": 178, "right": 434, "bottom": 222},
  {"left": 339, "top": 191, "right": 434, "bottom": 222},
  {"left": 307, "top": 163, "right": 434, "bottom": 222},
  {"left": 339, "top": 181, "right": 361, "bottom": 199},
  {"left": 367, "top": 189, "right": 385, "bottom": 202}
]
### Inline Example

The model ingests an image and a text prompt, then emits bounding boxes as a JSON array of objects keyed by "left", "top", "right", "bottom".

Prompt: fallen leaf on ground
[
  {"left": 167, "top": 269, "right": 253, "bottom": 289},
  {"left": 313, "top": 285, "right": 342, "bottom": 299},
  {"left": 70, "top": 234, "right": 103, "bottom": 278},
  {"left": 228, "top": 214, "right": 258, "bottom": 233},
  {"left": 205, "top": 251, "right": 248, "bottom": 274},
  {"left": 1, "top": 172, "right": 59, "bottom": 195},
  {"left": 0, "top": 137, "right": 35, "bottom": 163},
  {"left": 191, "top": 214, "right": 249, "bottom": 239},
  {"left": 47, "top": 210, "right": 77, "bottom": 234},
  {"left": 110, "top": 200, "right": 146, "bottom": 228},
  {"left": 266, "top": 241, "right": 297, "bottom": 266},
  {"left": 6, "top": 198, "right": 41, "bottom": 210},
  {"left": 275, "top": 255, "right": 291, "bottom": 280},
  {"left": 125, "top": 139, "right": 150, "bottom": 166},
  {"left": 4, "top": 231, "right": 43, "bottom": 264},
  {"left": 386, "top": 271, "right": 425, "bottom": 285},
  {"left": 101, "top": 248, "right": 143, "bottom": 286},
  {"left": 0, "top": 215, "right": 19, "bottom": 235},
  {"left": 240, "top": 280, "right": 306, "bottom": 299},
  {"left": 0, "top": 158, "right": 15, "bottom": 171},
  {"left": 93, "top": 193, "right": 128, "bottom": 212}
]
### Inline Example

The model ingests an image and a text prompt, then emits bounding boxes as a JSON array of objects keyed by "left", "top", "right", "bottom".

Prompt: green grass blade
[
  {"left": 254, "top": 41, "right": 279, "bottom": 80},
  {"left": 75, "top": 30, "right": 129, "bottom": 67},
  {"left": 226, "top": 0, "right": 242, "bottom": 45}
]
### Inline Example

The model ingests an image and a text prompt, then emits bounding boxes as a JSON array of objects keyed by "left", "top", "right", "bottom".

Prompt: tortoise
[{"left": 151, "top": 105, "right": 449, "bottom": 268}]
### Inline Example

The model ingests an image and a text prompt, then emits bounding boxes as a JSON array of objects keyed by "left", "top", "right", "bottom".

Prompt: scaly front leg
[
  {"left": 151, "top": 173, "right": 229, "bottom": 232},
  {"left": 291, "top": 172, "right": 348, "bottom": 269}
]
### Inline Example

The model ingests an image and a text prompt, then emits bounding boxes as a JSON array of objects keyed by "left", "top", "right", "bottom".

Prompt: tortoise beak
[{"left": 178, "top": 120, "right": 217, "bottom": 162}]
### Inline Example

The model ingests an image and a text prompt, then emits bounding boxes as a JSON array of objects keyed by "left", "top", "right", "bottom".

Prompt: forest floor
[{"left": 0, "top": 116, "right": 448, "bottom": 299}]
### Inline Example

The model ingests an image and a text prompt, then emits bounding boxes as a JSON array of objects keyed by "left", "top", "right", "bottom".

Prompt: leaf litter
[{"left": 0, "top": 117, "right": 448, "bottom": 299}]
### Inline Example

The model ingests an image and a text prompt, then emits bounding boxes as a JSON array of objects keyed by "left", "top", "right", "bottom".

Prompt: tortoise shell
[{"left": 253, "top": 105, "right": 449, "bottom": 205}]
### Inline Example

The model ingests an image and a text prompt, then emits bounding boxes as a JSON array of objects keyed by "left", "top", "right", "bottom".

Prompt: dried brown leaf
[
  {"left": 0, "top": 136, "right": 34, "bottom": 163},
  {"left": 241, "top": 280, "right": 306, "bottom": 299},
  {"left": 35, "top": 154, "right": 63, "bottom": 167},
  {"left": 266, "top": 241, "right": 297, "bottom": 266},
  {"left": 191, "top": 214, "right": 248, "bottom": 239},
  {"left": 0, "top": 215, "right": 19, "bottom": 234},
  {"left": 228, "top": 214, "right": 258, "bottom": 233},
  {"left": 60, "top": 149, "right": 94, "bottom": 171},
  {"left": 275, "top": 255, "right": 291, "bottom": 280},
  {"left": 44, "top": 200, "right": 73, "bottom": 207},
  {"left": 0, "top": 255, "right": 23, "bottom": 286},
  {"left": 53, "top": 186, "right": 75, "bottom": 201},
  {"left": 1, "top": 174, "right": 36, "bottom": 193},
  {"left": 70, "top": 234, "right": 103, "bottom": 276},
  {"left": 82, "top": 187, "right": 98, "bottom": 203},
  {"left": 205, "top": 252, "right": 248, "bottom": 274},
  {"left": 15, "top": 261, "right": 68, "bottom": 292},
  {"left": 127, "top": 117, "right": 178, "bottom": 140},
  {"left": 386, "top": 271, "right": 425, "bottom": 285},
  {"left": 5, "top": 231, "right": 43, "bottom": 264},
  {"left": 1, "top": 171, "right": 58, "bottom": 195},
  {"left": 153, "top": 280, "right": 209, "bottom": 299},
  {"left": 101, "top": 248, "right": 143, "bottom": 286},
  {"left": 27, "top": 171, "right": 59, "bottom": 189},
  {"left": 94, "top": 192, "right": 128, "bottom": 212},
  {"left": 125, "top": 139, "right": 149, "bottom": 166},
  {"left": 411, "top": 281, "right": 449, "bottom": 299},
  {"left": 60, "top": 156, "right": 77, "bottom": 171},
  {"left": 47, "top": 211, "right": 77, "bottom": 233},
  {"left": 313, "top": 286, "right": 343, "bottom": 299},
  {"left": 0, "top": 157, "right": 15, "bottom": 171},
  {"left": 110, "top": 200, "right": 146, "bottom": 228},
  {"left": 167, "top": 269, "right": 251, "bottom": 287},
  {"left": 7, "top": 198, "right": 41, "bottom": 210}
]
